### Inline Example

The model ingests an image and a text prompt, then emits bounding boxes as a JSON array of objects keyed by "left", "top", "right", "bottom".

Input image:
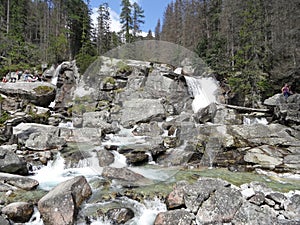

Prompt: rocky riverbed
[{"left": 0, "top": 53, "right": 299, "bottom": 225}]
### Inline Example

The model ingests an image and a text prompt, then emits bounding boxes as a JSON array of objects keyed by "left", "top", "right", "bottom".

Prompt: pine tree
[
  {"left": 154, "top": 19, "right": 161, "bottom": 40},
  {"left": 132, "top": 2, "right": 145, "bottom": 39},
  {"left": 97, "top": 3, "right": 111, "bottom": 55},
  {"left": 120, "top": 0, "right": 132, "bottom": 43}
]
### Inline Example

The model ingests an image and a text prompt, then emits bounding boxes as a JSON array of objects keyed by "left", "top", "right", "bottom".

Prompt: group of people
[
  {"left": 2, "top": 70, "right": 41, "bottom": 83},
  {"left": 281, "top": 83, "right": 293, "bottom": 99}
]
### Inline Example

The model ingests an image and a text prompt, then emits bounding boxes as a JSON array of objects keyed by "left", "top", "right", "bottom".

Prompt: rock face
[
  {"left": 156, "top": 177, "right": 300, "bottom": 225},
  {"left": 0, "top": 82, "right": 56, "bottom": 107},
  {"left": 38, "top": 176, "right": 92, "bottom": 225}
]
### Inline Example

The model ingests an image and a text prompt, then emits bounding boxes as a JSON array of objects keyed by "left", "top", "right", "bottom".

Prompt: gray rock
[
  {"left": 194, "top": 102, "right": 217, "bottom": 123},
  {"left": 1, "top": 202, "right": 34, "bottom": 223},
  {"left": 120, "top": 99, "right": 166, "bottom": 127},
  {"left": 166, "top": 180, "right": 189, "bottom": 209},
  {"left": 154, "top": 209, "right": 195, "bottom": 225},
  {"left": 244, "top": 145, "right": 283, "bottom": 169},
  {"left": 284, "top": 194, "right": 300, "bottom": 220},
  {"left": 102, "top": 167, "right": 148, "bottom": 182},
  {"left": 0, "top": 145, "right": 28, "bottom": 175},
  {"left": 184, "top": 178, "right": 230, "bottom": 213},
  {"left": 97, "top": 149, "right": 114, "bottom": 167},
  {"left": 13, "top": 123, "right": 66, "bottom": 151},
  {"left": 0, "top": 215, "right": 10, "bottom": 225},
  {"left": 196, "top": 184, "right": 243, "bottom": 224},
  {"left": 0, "top": 82, "right": 56, "bottom": 107},
  {"left": 232, "top": 201, "right": 278, "bottom": 225},
  {"left": 249, "top": 191, "right": 265, "bottom": 206},
  {"left": 0, "top": 172, "right": 39, "bottom": 191},
  {"left": 106, "top": 207, "right": 134, "bottom": 224},
  {"left": 38, "top": 176, "right": 92, "bottom": 225},
  {"left": 264, "top": 93, "right": 300, "bottom": 124},
  {"left": 132, "top": 121, "right": 164, "bottom": 136}
]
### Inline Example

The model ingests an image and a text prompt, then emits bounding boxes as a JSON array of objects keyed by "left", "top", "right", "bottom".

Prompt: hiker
[
  {"left": 281, "top": 83, "right": 292, "bottom": 99},
  {"left": 2, "top": 76, "right": 8, "bottom": 83}
]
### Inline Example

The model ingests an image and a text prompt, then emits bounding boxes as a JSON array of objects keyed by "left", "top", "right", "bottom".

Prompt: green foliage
[
  {"left": 75, "top": 52, "right": 97, "bottom": 75},
  {"left": 0, "top": 111, "right": 11, "bottom": 125}
]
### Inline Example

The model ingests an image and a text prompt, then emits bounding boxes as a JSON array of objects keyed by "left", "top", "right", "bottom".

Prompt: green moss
[
  {"left": 33, "top": 85, "right": 54, "bottom": 95},
  {"left": 74, "top": 95, "right": 93, "bottom": 104},
  {"left": 116, "top": 61, "right": 132, "bottom": 74},
  {"left": 0, "top": 111, "right": 11, "bottom": 125},
  {"left": 103, "top": 76, "right": 116, "bottom": 85},
  {"left": 70, "top": 104, "right": 95, "bottom": 115}
]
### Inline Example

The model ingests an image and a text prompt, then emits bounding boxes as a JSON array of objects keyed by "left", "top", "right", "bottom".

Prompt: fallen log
[{"left": 217, "top": 103, "right": 270, "bottom": 113}]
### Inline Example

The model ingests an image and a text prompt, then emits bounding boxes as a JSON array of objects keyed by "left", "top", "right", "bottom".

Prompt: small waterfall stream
[{"left": 184, "top": 76, "right": 219, "bottom": 113}]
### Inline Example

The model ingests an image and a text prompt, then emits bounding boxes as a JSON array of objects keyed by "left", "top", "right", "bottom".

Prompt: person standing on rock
[{"left": 281, "top": 83, "right": 292, "bottom": 99}]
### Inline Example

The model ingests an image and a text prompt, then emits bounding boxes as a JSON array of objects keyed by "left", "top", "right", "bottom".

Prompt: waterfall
[
  {"left": 184, "top": 76, "right": 219, "bottom": 113},
  {"left": 51, "top": 63, "right": 64, "bottom": 85}
]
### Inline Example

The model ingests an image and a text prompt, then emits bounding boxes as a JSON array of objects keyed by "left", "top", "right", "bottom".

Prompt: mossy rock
[{"left": 33, "top": 85, "right": 55, "bottom": 95}]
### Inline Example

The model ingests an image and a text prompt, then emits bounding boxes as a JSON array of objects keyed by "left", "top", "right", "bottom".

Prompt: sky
[{"left": 90, "top": 0, "right": 173, "bottom": 35}]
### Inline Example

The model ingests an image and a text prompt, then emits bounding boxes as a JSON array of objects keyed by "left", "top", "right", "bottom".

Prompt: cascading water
[
  {"left": 184, "top": 76, "right": 219, "bottom": 113},
  {"left": 51, "top": 64, "right": 62, "bottom": 86}
]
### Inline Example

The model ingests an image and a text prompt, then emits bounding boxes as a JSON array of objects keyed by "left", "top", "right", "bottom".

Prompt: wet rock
[
  {"left": 0, "top": 172, "right": 39, "bottom": 191},
  {"left": 0, "top": 145, "right": 28, "bottom": 175},
  {"left": 194, "top": 102, "right": 217, "bottom": 123},
  {"left": 106, "top": 207, "right": 134, "bottom": 224},
  {"left": 154, "top": 209, "right": 195, "bottom": 225},
  {"left": 97, "top": 149, "right": 114, "bottom": 167},
  {"left": 38, "top": 176, "right": 92, "bottom": 225},
  {"left": 1, "top": 202, "right": 34, "bottom": 223},
  {"left": 13, "top": 123, "right": 66, "bottom": 151},
  {"left": 102, "top": 167, "right": 148, "bottom": 183},
  {"left": 125, "top": 150, "right": 149, "bottom": 166}
]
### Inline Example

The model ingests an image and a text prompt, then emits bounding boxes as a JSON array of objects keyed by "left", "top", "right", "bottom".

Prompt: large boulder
[
  {"left": 38, "top": 176, "right": 92, "bottom": 225},
  {"left": 0, "top": 145, "right": 28, "bottom": 175},
  {"left": 1, "top": 202, "right": 34, "bottom": 223},
  {"left": 0, "top": 82, "right": 56, "bottom": 107},
  {"left": 0, "top": 172, "right": 39, "bottom": 191},
  {"left": 13, "top": 123, "right": 66, "bottom": 151},
  {"left": 120, "top": 99, "right": 166, "bottom": 128},
  {"left": 264, "top": 93, "right": 300, "bottom": 125}
]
